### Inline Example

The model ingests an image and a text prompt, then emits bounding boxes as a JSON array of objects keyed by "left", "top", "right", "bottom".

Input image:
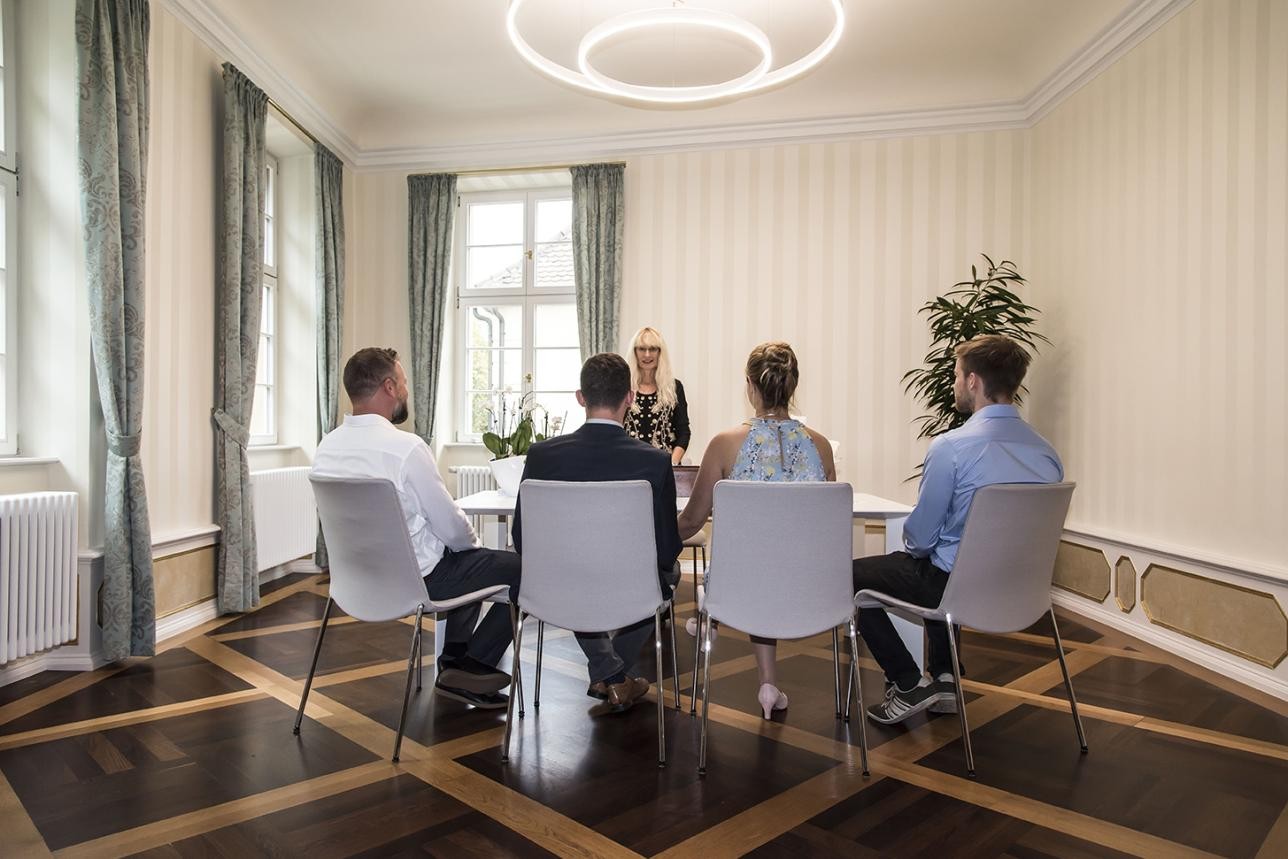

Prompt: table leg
[
  {"left": 882, "top": 515, "right": 926, "bottom": 674},
  {"left": 485, "top": 514, "right": 510, "bottom": 551}
]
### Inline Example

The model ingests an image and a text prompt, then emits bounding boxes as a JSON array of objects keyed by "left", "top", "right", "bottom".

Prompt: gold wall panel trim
[
  {"left": 1115, "top": 556, "right": 1137, "bottom": 613},
  {"left": 1053, "top": 541, "right": 1111, "bottom": 602},
  {"left": 1140, "top": 565, "right": 1288, "bottom": 669}
]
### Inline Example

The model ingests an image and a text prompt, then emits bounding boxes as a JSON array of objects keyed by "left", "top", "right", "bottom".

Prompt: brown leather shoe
[
  {"left": 591, "top": 676, "right": 650, "bottom": 715},
  {"left": 586, "top": 681, "right": 609, "bottom": 700}
]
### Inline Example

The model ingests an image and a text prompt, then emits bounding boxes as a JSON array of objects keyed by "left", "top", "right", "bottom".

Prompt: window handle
[{"left": 525, "top": 249, "right": 533, "bottom": 260}]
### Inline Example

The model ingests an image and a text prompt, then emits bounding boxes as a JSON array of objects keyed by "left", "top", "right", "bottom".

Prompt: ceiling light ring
[
  {"left": 576, "top": 8, "right": 773, "bottom": 104},
  {"left": 505, "top": 0, "right": 846, "bottom": 106}
]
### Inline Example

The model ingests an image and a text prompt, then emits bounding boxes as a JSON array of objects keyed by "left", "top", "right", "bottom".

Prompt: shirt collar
[
  {"left": 343, "top": 413, "right": 393, "bottom": 427},
  {"left": 585, "top": 418, "right": 624, "bottom": 428},
  {"left": 969, "top": 403, "right": 1021, "bottom": 421}
]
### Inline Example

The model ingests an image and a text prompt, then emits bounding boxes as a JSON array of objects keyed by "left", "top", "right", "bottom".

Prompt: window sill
[
  {"left": 248, "top": 444, "right": 301, "bottom": 453},
  {"left": 0, "top": 456, "right": 59, "bottom": 468}
]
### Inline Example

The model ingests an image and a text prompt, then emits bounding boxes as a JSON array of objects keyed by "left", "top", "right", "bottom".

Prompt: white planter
[{"left": 489, "top": 455, "right": 527, "bottom": 497}]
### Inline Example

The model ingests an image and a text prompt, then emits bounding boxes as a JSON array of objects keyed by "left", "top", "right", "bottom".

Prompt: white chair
[
  {"left": 502, "top": 479, "right": 680, "bottom": 767},
  {"left": 297, "top": 475, "right": 516, "bottom": 762},
  {"left": 697, "top": 480, "right": 863, "bottom": 775},
  {"left": 853, "top": 482, "right": 1085, "bottom": 777}
]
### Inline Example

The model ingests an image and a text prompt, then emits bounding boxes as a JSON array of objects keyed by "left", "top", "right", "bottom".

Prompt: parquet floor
[{"left": 1, "top": 571, "right": 1285, "bottom": 858}]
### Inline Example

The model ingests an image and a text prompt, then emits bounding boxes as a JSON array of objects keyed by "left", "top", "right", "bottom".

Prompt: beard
[
  {"left": 392, "top": 399, "right": 409, "bottom": 425},
  {"left": 953, "top": 389, "right": 973, "bottom": 415}
]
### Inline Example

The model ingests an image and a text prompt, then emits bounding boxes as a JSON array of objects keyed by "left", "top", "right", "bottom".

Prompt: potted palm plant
[{"left": 903, "top": 255, "right": 1049, "bottom": 445}]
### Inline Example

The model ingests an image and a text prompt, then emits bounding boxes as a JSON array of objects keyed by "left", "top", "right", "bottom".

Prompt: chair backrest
[
  {"left": 704, "top": 481, "right": 855, "bottom": 639},
  {"left": 938, "top": 482, "right": 1075, "bottom": 633},
  {"left": 309, "top": 475, "right": 428, "bottom": 623},
  {"left": 517, "top": 479, "right": 664, "bottom": 633}
]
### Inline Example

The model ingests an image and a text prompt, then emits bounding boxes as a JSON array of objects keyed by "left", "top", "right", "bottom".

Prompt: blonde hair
[
  {"left": 627, "top": 326, "right": 677, "bottom": 411},
  {"left": 745, "top": 341, "right": 800, "bottom": 412}
]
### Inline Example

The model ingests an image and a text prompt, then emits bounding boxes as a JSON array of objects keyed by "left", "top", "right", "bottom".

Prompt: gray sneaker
[
  {"left": 929, "top": 672, "right": 958, "bottom": 714},
  {"left": 866, "top": 678, "right": 938, "bottom": 725}
]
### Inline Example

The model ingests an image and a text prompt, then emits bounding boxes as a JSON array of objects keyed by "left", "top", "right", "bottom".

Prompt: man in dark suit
[{"left": 512, "top": 352, "right": 682, "bottom": 713}]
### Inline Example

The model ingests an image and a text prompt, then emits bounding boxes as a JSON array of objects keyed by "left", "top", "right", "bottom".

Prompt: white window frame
[
  {"left": 0, "top": 0, "right": 19, "bottom": 455},
  {"left": 250, "top": 155, "right": 278, "bottom": 447},
  {"left": 455, "top": 188, "right": 576, "bottom": 443}
]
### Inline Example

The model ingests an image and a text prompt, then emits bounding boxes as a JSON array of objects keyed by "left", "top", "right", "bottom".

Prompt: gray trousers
[{"left": 577, "top": 563, "right": 680, "bottom": 683}]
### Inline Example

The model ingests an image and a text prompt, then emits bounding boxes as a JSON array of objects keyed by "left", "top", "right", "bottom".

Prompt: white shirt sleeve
[{"left": 402, "top": 441, "right": 480, "bottom": 552}]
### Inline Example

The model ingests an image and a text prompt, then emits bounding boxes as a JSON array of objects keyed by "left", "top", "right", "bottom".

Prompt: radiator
[
  {"left": 0, "top": 492, "right": 78, "bottom": 665},
  {"left": 453, "top": 465, "right": 496, "bottom": 535},
  {"left": 250, "top": 467, "right": 317, "bottom": 572}
]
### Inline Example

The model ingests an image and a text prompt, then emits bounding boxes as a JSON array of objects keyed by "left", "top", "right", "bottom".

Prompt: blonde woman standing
[{"left": 623, "top": 327, "right": 691, "bottom": 465}]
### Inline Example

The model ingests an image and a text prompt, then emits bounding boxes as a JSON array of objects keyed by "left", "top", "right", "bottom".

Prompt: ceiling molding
[
  {"left": 1023, "top": 0, "right": 1196, "bottom": 123},
  {"left": 153, "top": 0, "right": 361, "bottom": 165}
]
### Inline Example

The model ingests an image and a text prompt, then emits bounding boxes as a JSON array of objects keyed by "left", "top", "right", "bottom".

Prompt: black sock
[
  {"left": 603, "top": 671, "right": 628, "bottom": 686},
  {"left": 441, "top": 643, "right": 468, "bottom": 664},
  {"left": 459, "top": 654, "right": 504, "bottom": 675}
]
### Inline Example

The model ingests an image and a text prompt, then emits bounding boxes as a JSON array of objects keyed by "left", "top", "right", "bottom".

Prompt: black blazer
[{"left": 512, "top": 422, "right": 682, "bottom": 591}]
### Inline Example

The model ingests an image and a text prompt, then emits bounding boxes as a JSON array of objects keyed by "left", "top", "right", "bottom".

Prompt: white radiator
[
  {"left": 0, "top": 492, "right": 78, "bottom": 665},
  {"left": 251, "top": 467, "right": 317, "bottom": 572},
  {"left": 453, "top": 465, "right": 496, "bottom": 535}
]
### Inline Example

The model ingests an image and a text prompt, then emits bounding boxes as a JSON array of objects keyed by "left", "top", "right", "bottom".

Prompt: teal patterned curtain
[
  {"left": 407, "top": 173, "right": 457, "bottom": 444},
  {"left": 76, "top": 0, "right": 155, "bottom": 659},
  {"left": 570, "top": 164, "right": 625, "bottom": 360},
  {"left": 213, "top": 64, "right": 268, "bottom": 613},
  {"left": 314, "top": 145, "right": 345, "bottom": 568}
]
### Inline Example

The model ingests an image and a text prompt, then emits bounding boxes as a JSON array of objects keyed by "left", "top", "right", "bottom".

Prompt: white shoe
[
  {"left": 685, "top": 616, "right": 718, "bottom": 640},
  {"left": 758, "top": 683, "right": 789, "bottom": 719}
]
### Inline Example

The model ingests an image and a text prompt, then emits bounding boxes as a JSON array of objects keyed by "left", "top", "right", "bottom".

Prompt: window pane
[
  {"left": 533, "top": 241, "right": 573, "bottom": 288},
  {"left": 260, "top": 285, "right": 273, "bottom": 334},
  {"left": 468, "top": 201, "right": 523, "bottom": 245},
  {"left": 256, "top": 336, "right": 271, "bottom": 385},
  {"left": 250, "top": 384, "right": 271, "bottom": 438},
  {"left": 466, "top": 305, "right": 522, "bottom": 348},
  {"left": 535, "top": 199, "right": 571, "bottom": 243},
  {"left": 467, "top": 245, "right": 523, "bottom": 289},
  {"left": 468, "top": 392, "right": 498, "bottom": 435},
  {"left": 467, "top": 348, "right": 522, "bottom": 392},
  {"left": 534, "top": 347, "right": 580, "bottom": 392},
  {"left": 264, "top": 215, "right": 275, "bottom": 269},
  {"left": 533, "top": 303, "right": 578, "bottom": 347},
  {"left": 532, "top": 391, "right": 582, "bottom": 435},
  {"left": 0, "top": 192, "right": 5, "bottom": 269}
]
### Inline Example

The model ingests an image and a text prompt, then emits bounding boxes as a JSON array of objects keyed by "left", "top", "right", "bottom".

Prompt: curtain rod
[
  {"left": 267, "top": 98, "right": 319, "bottom": 148},
  {"left": 447, "top": 161, "right": 628, "bottom": 177}
]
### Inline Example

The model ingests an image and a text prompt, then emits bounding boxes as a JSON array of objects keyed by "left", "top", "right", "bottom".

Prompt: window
[
  {"left": 0, "top": 0, "right": 18, "bottom": 455},
  {"left": 456, "top": 189, "right": 581, "bottom": 442},
  {"left": 250, "top": 156, "right": 278, "bottom": 446}
]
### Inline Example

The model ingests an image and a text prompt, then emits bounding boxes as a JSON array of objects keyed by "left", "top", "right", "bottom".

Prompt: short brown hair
[
  {"left": 954, "top": 335, "right": 1030, "bottom": 400},
  {"left": 745, "top": 341, "right": 800, "bottom": 412},
  {"left": 343, "top": 347, "right": 399, "bottom": 402},
  {"left": 580, "top": 352, "right": 631, "bottom": 408}
]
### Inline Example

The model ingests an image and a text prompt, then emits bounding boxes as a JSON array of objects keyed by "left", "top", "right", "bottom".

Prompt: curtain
[
  {"left": 213, "top": 63, "right": 268, "bottom": 613},
  {"left": 406, "top": 174, "right": 457, "bottom": 444},
  {"left": 313, "top": 145, "right": 345, "bottom": 568},
  {"left": 75, "top": 0, "right": 155, "bottom": 660},
  {"left": 570, "top": 164, "right": 625, "bottom": 360}
]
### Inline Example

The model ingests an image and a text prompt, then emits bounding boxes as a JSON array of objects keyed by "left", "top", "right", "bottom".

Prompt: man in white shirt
[{"left": 312, "top": 347, "right": 520, "bottom": 709}]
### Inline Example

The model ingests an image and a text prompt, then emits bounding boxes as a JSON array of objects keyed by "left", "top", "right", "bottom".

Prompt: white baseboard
[
  {"left": 154, "top": 599, "right": 221, "bottom": 644},
  {"left": 1050, "top": 590, "right": 1288, "bottom": 703}
]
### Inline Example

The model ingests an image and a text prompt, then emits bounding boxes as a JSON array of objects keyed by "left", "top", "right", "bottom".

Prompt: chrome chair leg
[
  {"left": 501, "top": 605, "right": 526, "bottom": 762},
  {"left": 294, "top": 596, "right": 333, "bottom": 735},
  {"left": 668, "top": 601, "right": 681, "bottom": 710},
  {"left": 515, "top": 612, "right": 526, "bottom": 718},
  {"left": 945, "top": 611, "right": 975, "bottom": 777},
  {"left": 832, "top": 627, "right": 843, "bottom": 718},
  {"left": 690, "top": 610, "right": 703, "bottom": 715},
  {"left": 393, "top": 605, "right": 425, "bottom": 762},
  {"left": 534, "top": 620, "right": 545, "bottom": 710},
  {"left": 847, "top": 618, "right": 869, "bottom": 776},
  {"left": 1050, "top": 608, "right": 1089, "bottom": 753},
  {"left": 698, "top": 610, "right": 714, "bottom": 775},
  {"left": 655, "top": 609, "right": 667, "bottom": 767},
  {"left": 416, "top": 616, "right": 424, "bottom": 691}
]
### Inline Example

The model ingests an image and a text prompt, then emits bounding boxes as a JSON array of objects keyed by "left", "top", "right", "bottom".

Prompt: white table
[{"left": 455, "top": 489, "right": 925, "bottom": 671}]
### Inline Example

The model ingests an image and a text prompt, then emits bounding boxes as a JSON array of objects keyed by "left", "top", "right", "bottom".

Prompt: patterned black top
[{"left": 624, "top": 379, "right": 691, "bottom": 456}]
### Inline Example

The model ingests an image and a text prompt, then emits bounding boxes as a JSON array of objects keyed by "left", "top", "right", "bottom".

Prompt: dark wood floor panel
[
  {"left": 954, "top": 633, "right": 1068, "bottom": 687},
  {"left": 914, "top": 703, "right": 1288, "bottom": 858},
  {"left": 212, "top": 589, "right": 348, "bottom": 635},
  {"left": 750, "top": 776, "right": 1136, "bottom": 858},
  {"left": 0, "top": 667, "right": 77, "bottom": 709},
  {"left": 129, "top": 773, "right": 554, "bottom": 859},
  {"left": 1020, "top": 611, "right": 1104, "bottom": 644},
  {"left": 459, "top": 667, "right": 839, "bottom": 855},
  {"left": 523, "top": 616, "right": 759, "bottom": 680},
  {"left": 260, "top": 571, "right": 316, "bottom": 596},
  {"left": 0, "top": 648, "right": 253, "bottom": 735},
  {"left": 1041, "top": 656, "right": 1288, "bottom": 745},
  {"left": 222, "top": 618, "right": 419, "bottom": 679},
  {"left": 0, "top": 697, "right": 377, "bottom": 850},
  {"left": 322, "top": 671, "right": 511, "bottom": 748}
]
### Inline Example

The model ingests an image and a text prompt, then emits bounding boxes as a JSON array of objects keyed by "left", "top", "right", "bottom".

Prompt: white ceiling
[{"left": 200, "top": 0, "right": 1143, "bottom": 159}]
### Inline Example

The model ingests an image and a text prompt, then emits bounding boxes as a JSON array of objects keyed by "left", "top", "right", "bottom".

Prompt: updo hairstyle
[{"left": 745, "top": 341, "right": 800, "bottom": 412}]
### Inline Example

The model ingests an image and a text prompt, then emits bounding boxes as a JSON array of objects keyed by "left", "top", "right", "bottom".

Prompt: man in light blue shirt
[{"left": 854, "top": 335, "right": 1063, "bottom": 725}]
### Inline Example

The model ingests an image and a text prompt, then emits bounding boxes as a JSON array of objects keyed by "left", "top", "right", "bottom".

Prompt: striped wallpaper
[{"left": 1027, "top": 0, "right": 1287, "bottom": 576}]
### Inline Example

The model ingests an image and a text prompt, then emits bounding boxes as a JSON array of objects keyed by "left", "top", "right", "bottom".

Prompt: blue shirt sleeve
[{"left": 903, "top": 435, "right": 956, "bottom": 557}]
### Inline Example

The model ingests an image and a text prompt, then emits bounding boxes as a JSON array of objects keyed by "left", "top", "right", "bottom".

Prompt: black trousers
[
  {"left": 852, "top": 551, "right": 959, "bottom": 690},
  {"left": 426, "top": 548, "right": 521, "bottom": 668}
]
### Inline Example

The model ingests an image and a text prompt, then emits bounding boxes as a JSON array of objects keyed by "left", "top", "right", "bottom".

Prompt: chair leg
[
  {"left": 416, "top": 616, "right": 424, "bottom": 692},
  {"left": 501, "top": 605, "right": 526, "bottom": 762},
  {"left": 945, "top": 611, "right": 975, "bottom": 777},
  {"left": 393, "top": 605, "right": 425, "bottom": 762},
  {"left": 668, "top": 601, "right": 681, "bottom": 710},
  {"left": 832, "top": 627, "right": 843, "bottom": 718},
  {"left": 1050, "top": 608, "right": 1089, "bottom": 753},
  {"left": 847, "top": 618, "right": 869, "bottom": 776},
  {"left": 655, "top": 609, "right": 667, "bottom": 767},
  {"left": 534, "top": 620, "right": 544, "bottom": 711},
  {"left": 698, "top": 610, "right": 714, "bottom": 776},
  {"left": 690, "top": 609, "right": 703, "bottom": 716},
  {"left": 294, "top": 596, "right": 333, "bottom": 735}
]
